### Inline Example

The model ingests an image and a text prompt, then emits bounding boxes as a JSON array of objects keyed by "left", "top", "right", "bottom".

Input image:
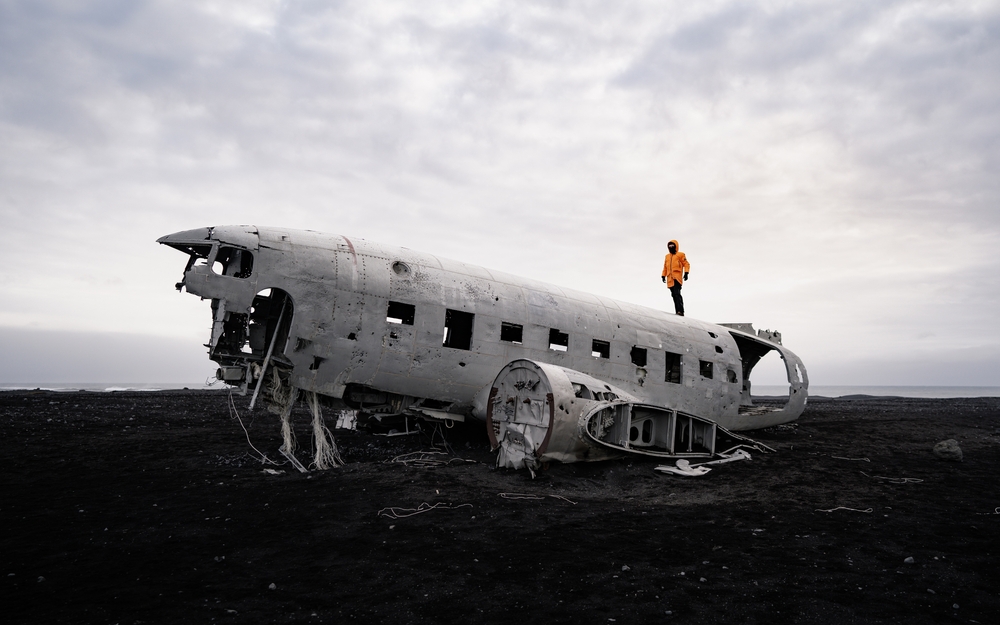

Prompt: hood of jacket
[{"left": 668, "top": 239, "right": 680, "bottom": 252}]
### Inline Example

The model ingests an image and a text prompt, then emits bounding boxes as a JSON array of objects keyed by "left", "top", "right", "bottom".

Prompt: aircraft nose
[{"left": 156, "top": 227, "right": 213, "bottom": 247}]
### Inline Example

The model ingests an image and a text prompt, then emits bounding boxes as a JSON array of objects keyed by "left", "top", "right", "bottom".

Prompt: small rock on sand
[{"left": 933, "top": 439, "right": 963, "bottom": 462}]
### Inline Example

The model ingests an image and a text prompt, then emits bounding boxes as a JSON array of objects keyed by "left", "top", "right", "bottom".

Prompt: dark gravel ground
[{"left": 1, "top": 390, "right": 998, "bottom": 624}]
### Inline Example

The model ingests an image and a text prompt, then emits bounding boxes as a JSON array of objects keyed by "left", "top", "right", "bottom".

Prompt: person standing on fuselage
[{"left": 661, "top": 240, "right": 690, "bottom": 316}]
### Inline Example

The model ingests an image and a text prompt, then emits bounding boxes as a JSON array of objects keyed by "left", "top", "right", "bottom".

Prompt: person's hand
[
  {"left": 684, "top": 272, "right": 689, "bottom": 280},
  {"left": 661, "top": 276, "right": 666, "bottom": 283}
]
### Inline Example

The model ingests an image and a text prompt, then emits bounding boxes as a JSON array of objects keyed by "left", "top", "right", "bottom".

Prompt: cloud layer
[{"left": 1, "top": 0, "right": 998, "bottom": 384}]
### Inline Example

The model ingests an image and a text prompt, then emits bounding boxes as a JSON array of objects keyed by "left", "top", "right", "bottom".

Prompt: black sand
[{"left": 1, "top": 390, "right": 998, "bottom": 624}]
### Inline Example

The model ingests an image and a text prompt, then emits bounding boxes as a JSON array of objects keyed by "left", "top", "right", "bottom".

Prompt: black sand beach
[{"left": 2, "top": 390, "right": 998, "bottom": 624}]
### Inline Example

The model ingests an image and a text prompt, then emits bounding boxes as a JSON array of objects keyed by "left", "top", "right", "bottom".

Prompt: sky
[{"left": 1, "top": 0, "right": 998, "bottom": 386}]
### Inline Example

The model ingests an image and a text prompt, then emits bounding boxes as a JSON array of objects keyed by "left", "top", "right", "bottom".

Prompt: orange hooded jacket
[{"left": 661, "top": 240, "right": 690, "bottom": 287}]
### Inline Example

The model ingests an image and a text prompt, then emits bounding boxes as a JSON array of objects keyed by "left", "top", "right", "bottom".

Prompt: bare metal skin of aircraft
[{"left": 159, "top": 225, "right": 808, "bottom": 470}]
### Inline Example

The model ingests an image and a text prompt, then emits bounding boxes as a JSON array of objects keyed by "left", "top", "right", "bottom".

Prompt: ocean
[
  {"left": 2, "top": 382, "right": 999, "bottom": 398},
  {"left": 0, "top": 382, "right": 223, "bottom": 392},
  {"left": 753, "top": 385, "right": 1000, "bottom": 398}
]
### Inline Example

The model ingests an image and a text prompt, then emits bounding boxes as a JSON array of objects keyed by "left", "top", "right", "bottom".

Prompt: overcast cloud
[{"left": 1, "top": 0, "right": 998, "bottom": 385}]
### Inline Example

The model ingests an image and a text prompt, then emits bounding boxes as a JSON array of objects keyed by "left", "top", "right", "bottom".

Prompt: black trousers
[{"left": 669, "top": 282, "right": 684, "bottom": 315}]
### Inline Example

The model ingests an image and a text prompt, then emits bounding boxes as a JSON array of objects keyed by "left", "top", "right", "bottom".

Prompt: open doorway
[
  {"left": 248, "top": 288, "right": 294, "bottom": 362},
  {"left": 211, "top": 288, "right": 294, "bottom": 364},
  {"left": 727, "top": 331, "right": 792, "bottom": 408},
  {"left": 747, "top": 351, "right": 791, "bottom": 399}
]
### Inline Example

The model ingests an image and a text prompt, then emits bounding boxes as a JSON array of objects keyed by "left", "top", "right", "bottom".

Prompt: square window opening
[
  {"left": 443, "top": 309, "right": 474, "bottom": 350},
  {"left": 665, "top": 351, "right": 682, "bottom": 384},
  {"left": 386, "top": 301, "right": 415, "bottom": 325},
  {"left": 549, "top": 329, "right": 569, "bottom": 352},
  {"left": 592, "top": 339, "right": 610, "bottom": 359},
  {"left": 212, "top": 246, "right": 254, "bottom": 278},
  {"left": 500, "top": 322, "right": 523, "bottom": 344},
  {"left": 700, "top": 360, "right": 714, "bottom": 379},
  {"left": 630, "top": 346, "right": 647, "bottom": 367}
]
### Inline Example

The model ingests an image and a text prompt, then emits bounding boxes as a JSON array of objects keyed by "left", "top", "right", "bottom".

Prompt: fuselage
[{"left": 159, "top": 225, "right": 808, "bottom": 430}]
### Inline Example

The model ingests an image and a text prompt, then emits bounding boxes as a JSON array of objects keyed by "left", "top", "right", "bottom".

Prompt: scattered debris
[
  {"left": 702, "top": 448, "right": 753, "bottom": 464},
  {"left": 932, "top": 439, "right": 963, "bottom": 462},
  {"left": 832, "top": 456, "right": 870, "bottom": 462},
  {"left": 227, "top": 390, "right": 277, "bottom": 466},
  {"left": 390, "top": 451, "right": 477, "bottom": 468},
  {"left": 904, "top": 557, "right": 915, "bottom": 564},
  {"left": 655, "top": 459, "right": 711, "bottom": 477},
  {"left": 377, "top": 502, "right": 473, "bottom": 520},
  {"left": 279, "top": 447, "right": 308, "bottom": 474},
  {"left": 655, "top": 448, "right": 752, "bottom": 476},
  {"left": 769, "top": 423, "right": 798, "bottom": 432},
  {"left": 306, "top": 390, "right": 344, "bottom": 470},
  {"left": 275, "top": 386, "right": 308, "bottom": 473},
  {"left": 861, "top": 471, "right": 924, "bottom": 484},
  {"left": 498, "top": 493, "right": 577, "bottom": 505}
]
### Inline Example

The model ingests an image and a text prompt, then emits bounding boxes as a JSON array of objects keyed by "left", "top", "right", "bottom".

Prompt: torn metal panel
[
  {"left": 159, "top": 225, "right": 810, "bottom": 468},
  {"left": 721, "top": 324, "right": 809, "bottom": 427},
  {"left": 654, "top": 449, "right": 753, "bottom": 476}
]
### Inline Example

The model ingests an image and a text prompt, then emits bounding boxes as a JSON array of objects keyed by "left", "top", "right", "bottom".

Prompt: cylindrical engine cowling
[{"left": 486, "top": 359, "right": 634, "bottom": 470}]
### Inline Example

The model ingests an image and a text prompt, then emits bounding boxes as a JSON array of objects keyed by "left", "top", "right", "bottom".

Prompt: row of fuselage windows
[{"left": 386, "top": 301, "right": 737, "bottom": 384}]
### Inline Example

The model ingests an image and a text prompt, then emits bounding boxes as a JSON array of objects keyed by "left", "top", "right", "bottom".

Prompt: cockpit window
[
  {"left": 176, "top": 244, "right": 212, "bottom": 258},
  {"left": 212, "top": 246, "right": 254, "bottom": 278},
  {"left": 180, "top": 245, "right": 213, "bottom": 271}
]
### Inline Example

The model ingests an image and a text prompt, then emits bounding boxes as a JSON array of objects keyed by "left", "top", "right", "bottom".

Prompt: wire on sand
[
  {"left": 390, "top": 451, "right": 477, "bottom": 468},
  {"left": 377, "top": 502, "right": 473, "bottom": 520},
  {"left": 831, "top": 456, "right": 871, "bottom": 462},
  {"left": 499, "top": 493, "right": 577, "bottom": 505},
  {"left": 227, "top": 390, "right": 278, "bottom": 466},
  {"left": 816, "top": 506, "right": 873, "bottom": 513},
  {"left": 861, "top": 471, "right": 924, "bottom": 484}
]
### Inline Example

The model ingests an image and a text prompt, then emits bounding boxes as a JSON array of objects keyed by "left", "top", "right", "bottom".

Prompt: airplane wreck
[{"left": 158, "top": 225, "right": 808, "bottom": 471}]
